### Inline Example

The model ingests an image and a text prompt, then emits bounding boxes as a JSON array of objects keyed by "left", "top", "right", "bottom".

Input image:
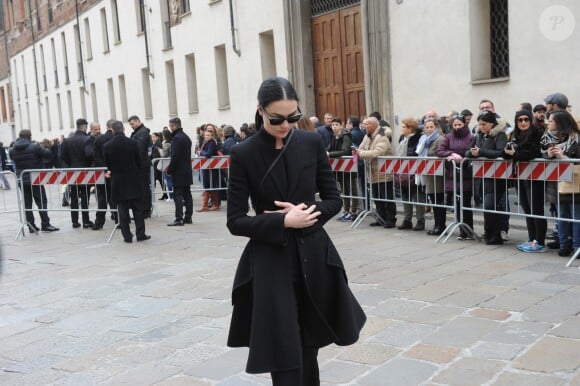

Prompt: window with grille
[
  {"left": 469, "top": 0, "right": 510, "bottom": 82},
  {"left": 311, "top": 0, "right": 360, "bottom": 17},
  {"left": 490, "top": 0, "right": 509, "bottom": 78}
]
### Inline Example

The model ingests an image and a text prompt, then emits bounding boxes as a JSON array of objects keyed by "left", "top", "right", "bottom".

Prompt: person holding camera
[
  {"left": 504, "top": 110, "right": 546, "bottom": 252},
  {"left": 466, "top": 111, "right": 508, "bottom": 245}
]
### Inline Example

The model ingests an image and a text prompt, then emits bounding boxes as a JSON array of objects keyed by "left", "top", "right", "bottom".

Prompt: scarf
[{"left": 416, "top": 130, "right": 441, "bottom": 157}]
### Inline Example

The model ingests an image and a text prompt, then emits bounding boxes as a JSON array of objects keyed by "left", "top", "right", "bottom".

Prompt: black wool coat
[
  {"left": 130, "top": 124, "right": 152, "bottom": 168},
  {"left": 226, "top": 128, "right": 366, "bottom": 374},
  {"left": 103, "top": 133, "right": 144, "bottom": 202},
  {"left": 166, "top": 128, "right": 193, "bottom": 187}
]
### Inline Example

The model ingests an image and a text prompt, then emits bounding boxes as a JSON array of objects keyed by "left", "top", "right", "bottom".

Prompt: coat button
[
  {"left": 299, "top": 239, "right": 304, "bottom": 245},
  {"left": 303, "top": 258, "right": 307, "bottom": 263},
  {"left": 304, "top": 274, "right": 307, "bottom": 279}
]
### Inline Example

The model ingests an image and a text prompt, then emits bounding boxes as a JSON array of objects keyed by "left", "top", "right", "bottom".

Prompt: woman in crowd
[
  {"left": 466, "top": 111, "right": 508, "bottom": 245},
  {"left": 198, "top": 129, "right": 221, "bottom": 211},
  {"left": 396, "top": 118, "right": 425, "bottom": 230},
  {"left": 151, "top": 132, "right": 165, "bottom": 200},
  {"left": 436, "top": 114, "right": 474, "bottom": 240},
  {"left": 418, "top": 118, "right": 445, "bottom": 235},
  {"left": 543, "top": 110, "right": 580, "bottom": 256},
  {"left": 327, "top": 117, "right": 358, "bottom": 221},
  {"left": 160, "top": 129, "right": 173, "bottom": 201},
  {"left": 504, "top": 110, "right": 546, "bottom": 252},
  {"left": 296, "top": 115, "right": 316, "bottom": 132},
  {"left": 226, "top": 76, "right": 365, "bottom": 385}
]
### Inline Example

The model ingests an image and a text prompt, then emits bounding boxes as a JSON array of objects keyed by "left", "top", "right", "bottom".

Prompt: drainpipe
[
  {"left": 27, "top": 0, "right": 40, "bottom": 98},
  {"left": 229, "top": 0, "right": 241, "bottom": 56},
  {"left": 139, "top": 0, "right": 153, "bottom": 76},
  {"left": 74, "top": 0, "right": 86, "bottom": 90}
]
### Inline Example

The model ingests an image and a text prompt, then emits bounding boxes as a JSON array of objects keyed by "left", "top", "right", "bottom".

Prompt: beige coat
[
  {"left": 357, "top": 129, "right": 393, "bottom": 183},
  {"left": 425, "top": 135, "right": 445, "bottom": 194}
]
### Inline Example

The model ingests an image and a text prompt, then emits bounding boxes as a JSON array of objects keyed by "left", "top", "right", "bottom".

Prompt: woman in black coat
[
  {"left": 227, "top": 77, "right": 365, "bottom": 385},
  {"left": 504, "top": 110, "right": 546, "bottom": 252},
  {"left": 466, "top": 111, "right": 508, "bottom": 245}
]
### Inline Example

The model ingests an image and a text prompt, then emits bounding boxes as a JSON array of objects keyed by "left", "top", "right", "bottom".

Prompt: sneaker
[
  {"left": 166, "top": 198, "right": 173, "bottom": 202},
  {"left": 520, "top": 240, "right": 547, "bottom": 253},
  {"left": 337, "top": 212, "right": 349, "bottom": 222},
  {"left": 516, "top": 241, "right": 534, "bottom": 251},
  {"left": 500, "top": 231, "right": 509, "bottom": 241}
]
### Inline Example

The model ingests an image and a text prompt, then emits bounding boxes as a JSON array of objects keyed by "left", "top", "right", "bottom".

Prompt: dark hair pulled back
[{"left": 254, "top": 77, "right": 299, "bottom": 130}]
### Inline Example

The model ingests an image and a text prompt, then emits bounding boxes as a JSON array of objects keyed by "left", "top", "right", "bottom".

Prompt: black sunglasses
[{"left": 262, "top": 107, "right": 303, "bottom": 125}]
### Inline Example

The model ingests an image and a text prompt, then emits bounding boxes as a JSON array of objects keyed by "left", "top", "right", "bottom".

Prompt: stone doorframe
[{"left": 283, "top": 0, "right": 393, "bottom": 122}]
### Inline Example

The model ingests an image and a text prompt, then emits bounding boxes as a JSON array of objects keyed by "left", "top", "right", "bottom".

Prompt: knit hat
[
  {"left": 477, "top": 111, "right": 498, "bottom": 125},
  {"left": 514, "top": 110, "right": 533, "bottom": 126},
  {"left": 544, "top": 93, "right": 569, "bottom": 108},
  {"left": 533, "top": 104, "right": 546, "bottom": 113}
]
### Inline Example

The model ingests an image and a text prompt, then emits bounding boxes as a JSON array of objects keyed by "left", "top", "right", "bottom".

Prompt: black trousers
[
  {"left": 519, "top": 180, "right": 547, "bottom": 245},
  {"left": 117, "top": 198, "right": 146, "bottom": 241},
  {"left": 21, "top": 184, "right": 50, "bottom": 226},
  {"left": 371, "top": 182, "right": 396, "bottom": 225},
  {"left": 428, "top": 192, "right": 446, "bottom": 229},
  {"left": 69, "top": 184, "right": 90, "bottom": 225},
  {"left": 141, "top": 168, "right": 152, "bottom": 216},
  {"left": 483, "top": 182, "right": 507, "bottom": 240},
  {"left": 173, "top": 185, "right": 193, "bottom": 221},
  {"left": 271, "top": 280, "right": 320, "bottom": 386},
  {"left": 95, "top": 179, "right": 117, "bottom": 226}
]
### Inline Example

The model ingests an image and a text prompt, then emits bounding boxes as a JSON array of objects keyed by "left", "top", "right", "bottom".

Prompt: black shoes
[
  {"left": 92, "top": 225, "right": 103, "bottom": 230},
  {"left": 183, "top": 218, "right": 193, "bottom": 224},
  {"left": 137, "top": 235, "right": 151, "bottom": 242},
  {"left": 28, "top": 224, "right": 40, "bottom": 233},
  {"left": 83, "top": 222, "right": 95, "bottom": 229},
  {"left": 41, "top": 224, "right": 59, "bottom": 232},
  {"left": 428, "top": 227, "right": 444, "bottom": 236},
  {"left": 369, "top": 221, "right": 382, "bottom": 227},
  {"left": 167, "top": 219, "right": 184, "bottom": 226},
  {"left": 413, "top": 222, "right": 425, "bottom": 231},
  {"left": 124, "top": 238, "right": 133, "bottom": 243},
  {"left": 72, "top": 222, "right": 81, "bottom": 229},
  {"left": 383, "top": 222, "right": 396, "bottom": 229},
  {"left": 485, "top": 237, "right": 503, "bottom": 245},
  {"left": 397, "top": 221, "right": 413, "bottom": 230},
  {"left": 558, "top": 243, "right": 574, "bottom": 257},
  {"left": 159, "top": 194, "right": 168, "bottom": 201}
]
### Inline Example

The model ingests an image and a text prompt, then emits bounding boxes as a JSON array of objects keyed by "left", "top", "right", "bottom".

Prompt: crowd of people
[
  {"left": 5, "top": 91, "right": 580, "bottom": 255},
  {"left": 313, "top": 92, "right": 579, "bottom": 257}
]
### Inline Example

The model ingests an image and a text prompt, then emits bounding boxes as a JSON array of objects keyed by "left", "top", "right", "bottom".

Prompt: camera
[{"left": 505, "top": 142, "right": 516, "bottom": 150}]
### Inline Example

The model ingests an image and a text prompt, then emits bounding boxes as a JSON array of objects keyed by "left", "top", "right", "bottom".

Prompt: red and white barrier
[
  {"left": 30, "top": 170, "right": 106, "bottom": 185},
  {"left": 329, "top": 158, "right": 357, "bottom": 172},
  {"left": 471, "top": 159, "right": 573, "bottom": 182},
  {"left": 192, "top": 157, "right": 230, "bottom": 170},
  {"left": 378, "top": 158, "right": 444, "bottom": 176}
]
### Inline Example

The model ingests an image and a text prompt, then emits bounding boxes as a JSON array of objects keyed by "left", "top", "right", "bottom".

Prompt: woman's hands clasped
[{"left": 264, "top": 201, "right": 321, "bottom": 229}]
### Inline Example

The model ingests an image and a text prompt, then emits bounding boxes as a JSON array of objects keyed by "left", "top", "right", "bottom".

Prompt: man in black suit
[
  {"left": 166, "top": 117, "right": 193, "bottom": 226},
  {"left": 103, "top": 120, "right": 150, "bottom": 243},
  {"left": 62, "top": 118, "right": 94, "bottom": 229},
  {"left": 92, "top": 119, "right": 117, "bottom": 229},
  {"left": 128, "top": 115, "right": 152, "bottom": 218}
]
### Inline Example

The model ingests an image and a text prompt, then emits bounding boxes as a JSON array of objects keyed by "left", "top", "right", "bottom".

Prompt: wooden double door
[{"left": 311, "top": 5, "right": 366, "bottom": 122}]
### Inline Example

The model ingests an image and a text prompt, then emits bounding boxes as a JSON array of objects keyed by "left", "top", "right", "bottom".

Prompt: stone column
[
  {"left": 283, "top": 0, "right": 316, "bottom": 117},
  {"left": 362, "top": 0, "right": 393, "bottom": 125}
]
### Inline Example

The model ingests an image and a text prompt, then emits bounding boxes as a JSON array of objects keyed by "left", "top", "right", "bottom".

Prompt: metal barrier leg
[
  {"left": 565, "top": 248, "right": 580, "bottom": 268},
  {"left": 106, "top": 222, "right": 120, "bottom": 244}
]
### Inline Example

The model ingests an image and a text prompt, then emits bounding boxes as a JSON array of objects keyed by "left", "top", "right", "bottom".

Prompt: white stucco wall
[
  {"left": 7, "top": 0, "right": 288, "bottom": 144},
  {"left": 388, "top": 0, "right": 580, "bottom": 139}
]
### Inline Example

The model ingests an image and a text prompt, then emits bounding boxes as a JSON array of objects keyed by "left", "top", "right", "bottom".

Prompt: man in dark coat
[
  {"left": 166, "top": 117, "right": 193, "bottom": 226},
  {"left": 92, "top": 119, "right": 117, "bottom": 229},
  {"left": 103, "top": 120, "right": 150, "bottom": 243},
  {"left": 9, "top": 130, "right": 59, "bottom": 233},
  {"left": 61, "top": 118, "right": 94, "bottom": 229},
  {"left": 128, "top": 115, "right": 152, "bottom": 218}
]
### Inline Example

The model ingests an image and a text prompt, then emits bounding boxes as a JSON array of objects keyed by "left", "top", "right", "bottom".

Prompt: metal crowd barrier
[
  {"left": 151, "top": 156, "right": 230, "bottom": 217},
  {"left": 17, "top": 168, "right": 118, "bottom": 243},
  {"left": 328, "top": 156, "right": 369, "bottom": 227},
  {"left": 0, "top": 171, "right": 18, "bottom": 214},
  {"left": 461, "top": 157, "right": 580, "bottom": 267}
]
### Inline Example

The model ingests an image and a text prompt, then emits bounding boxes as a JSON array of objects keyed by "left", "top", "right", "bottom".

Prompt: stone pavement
[{"left": 0, "top": 198, "right": 579, "bottom": 385}]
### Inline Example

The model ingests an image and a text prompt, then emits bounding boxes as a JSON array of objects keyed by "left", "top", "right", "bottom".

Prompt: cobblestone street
[{"left": 1, "top": 199, "right": 579, "bottom": 385}]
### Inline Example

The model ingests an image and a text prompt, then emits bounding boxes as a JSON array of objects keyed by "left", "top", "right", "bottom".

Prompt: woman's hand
[
  {"left": 547, "top": 146, "right": 563, "bottom": 159},
  {"left": 470, "top": 146, "right": 480, "bottom": 157},
  {"left": 264, "top": 201, "right": 321, "bottom": 229},
  {"left": 504, "top": 147, "right": 515, "bottom": 156}
]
